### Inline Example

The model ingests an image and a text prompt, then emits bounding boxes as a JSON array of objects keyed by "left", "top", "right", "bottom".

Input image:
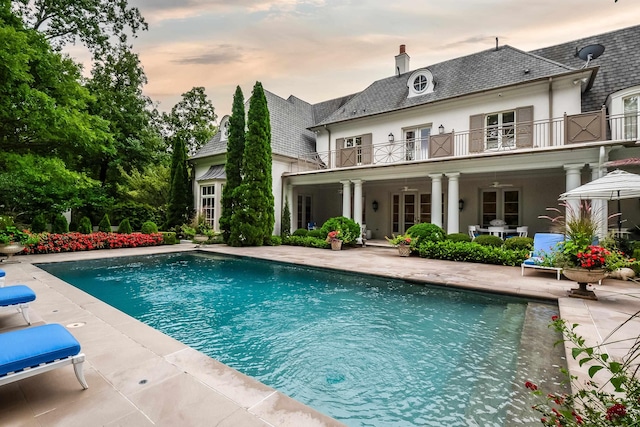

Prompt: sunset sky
[{"left": 69, "top": 0, "right": 640, "bottom": 119}]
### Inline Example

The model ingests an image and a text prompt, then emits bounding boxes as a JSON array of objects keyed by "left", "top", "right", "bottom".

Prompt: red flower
[
  {"left": 605, "top": 403, "right": 626, "bottom": 421},
  {"left": 551, "top": 315, "right": 559, "bottom": 321},
  {"left": 525, "top": 381, "right": 538, "bottom": 390}
]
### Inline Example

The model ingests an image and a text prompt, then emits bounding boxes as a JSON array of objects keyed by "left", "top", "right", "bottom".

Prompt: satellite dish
[{"left": 576, "top": 44, "right": 605, "bottom": 68}]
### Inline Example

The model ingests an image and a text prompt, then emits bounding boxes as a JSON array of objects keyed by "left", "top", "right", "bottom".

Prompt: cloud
[{"left": 173, "top": 45, "right": 248, "bottom": 65}]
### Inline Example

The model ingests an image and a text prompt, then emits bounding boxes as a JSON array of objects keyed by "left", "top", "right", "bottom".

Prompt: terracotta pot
[
  {"left": 331, "top": 240, "right": 342, "bottom": 251},
  {"left": 398, "top": 244, "right": 411, "bottom": 257}
]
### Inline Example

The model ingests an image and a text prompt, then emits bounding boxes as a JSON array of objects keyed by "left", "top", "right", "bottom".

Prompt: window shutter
[
  {"left": 515, "top": 106, "right": 534, "bottom": 148},
  {"left": 361, "top": 133, "right": 372, "bottom": 164},
  {"left": 469, "top": 114, "right": 484, "bottom": 153},
  {"left": 335, "top": 138, "right": 344, "bottom": 167}
]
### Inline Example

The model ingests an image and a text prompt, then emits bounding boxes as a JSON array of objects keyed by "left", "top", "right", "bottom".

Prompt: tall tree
[
  {"left": 165, "top": 137, "right": 191, "bottom": 229},
  {"left": 163, "top": 87, "right": 217, "bottom": 157},
  {"left": 0, "top": 4, "right": 111, "bottom": 161},
  {"left": 11, "top": 0, "right": 147, "bottom": 55},
  {"left": 84, "top": 43, "right": 164, "bottom": 192},
  {"left": 220, "top": 86, "right": 245, "bottom": 243},
  {"left": 229, "top": 82, "right": 273, "bottom": 246}
]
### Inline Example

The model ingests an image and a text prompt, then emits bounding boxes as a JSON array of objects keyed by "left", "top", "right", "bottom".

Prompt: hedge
[{"left": 417, "top": 240, "right": 529, "bottom": 266}]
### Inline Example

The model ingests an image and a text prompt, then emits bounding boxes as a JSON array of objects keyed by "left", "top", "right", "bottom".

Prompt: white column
[
  {"left": 589, "top": 164, "right": 607, "bottom": 239},
  {"left": 352, "top": 180, "right": 363, "bottom": 226},
  {"left": 341, "top": 180, "right": 352, "bottom": 219},
  {"left": 429, "top": 174, "right": 443, "bottom": 228},
  {"left": 564, "top": 163, "right": 584, "bottom": 223},
  {"left": 446, "top": 173, "right": 460, "bottom": 234},
  {"left": 284, "top": 184, "right": 293, "bottom": 233}
]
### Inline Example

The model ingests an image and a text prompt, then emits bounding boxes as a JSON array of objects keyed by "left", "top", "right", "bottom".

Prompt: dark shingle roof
[
  {"left": 531, "top": 24, "right": 640, "bottom": 112},
  {"left": 314, "top": 45, "right": 576, "bottom": 126},
  {"left": 191, "top": 90, "right": 317, "bottom": 160}
]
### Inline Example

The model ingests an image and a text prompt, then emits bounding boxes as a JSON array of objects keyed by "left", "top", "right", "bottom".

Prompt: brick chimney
[{"left": 395, "top": 44, "right": 410, "bottom": 76}]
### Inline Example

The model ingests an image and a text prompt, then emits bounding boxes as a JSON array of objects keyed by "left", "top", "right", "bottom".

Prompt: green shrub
[
  {"left": 111, "top": 202, "right": 164, "bottom": 232},
  {"left": 405, "top": 223, "right": 446, "bottom": 243},
  {"left": 161, "top": 231, "right": 177, "bottom": 245},
  {"left": 418, "top": 240, "right": 529, "bottom": 266},
  {"left": 473, "top": 234, "right": 504, "bottom": 247},
  {"left": 118, "top": 218, "right": 133, "bottom": 234},
  {"left": 266, "top": 235, "right": 282, "bottom": 246},
  {"left": 503, "top": 236, "right": 533, "bottom": 251},
  {"left": 446, "top": 233, "right": 471, "bottom": 243},
  {"left": 31, "top": 213, "right": 48, "bottom": 233},
  {"left": 284, "top": 235, "right": 329, "bottom": 249},
  {"left": 319, "top": 216, "right": 360, "bottom": 244},
  {"left": 292, "top": 228, "right": 309, "bottom": 237},
  {"left": 180, "top": 224, "right": 196, "bottom": 239},
  {"left": 77, "top": 216, "right": 93, "bottom": 234},
  {"left": 97, "top": 214, "right": 112, "bottom": 232},
  {"left": 308, "top": 229, "right": 324, "bottom": 239},
  {"left": 52, "top": 214, "right": 69, "bottom": 234},
  {"left": 141, "top": 221, "right": 159, "bottom": 234}
]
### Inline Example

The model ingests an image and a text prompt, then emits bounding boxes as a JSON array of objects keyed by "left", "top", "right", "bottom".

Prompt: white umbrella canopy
[
  {"left": 559, "top": 169, "right": 640, "bottom": 200},
  {"left": 559, "top": 169, "right": 640, "bottom": 232}
]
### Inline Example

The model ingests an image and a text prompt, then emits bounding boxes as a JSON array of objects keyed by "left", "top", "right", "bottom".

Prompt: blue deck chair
[
  {"left": 521, "top": 233, "right": 565, "bottom": 280},
  {"left": 0, "top": 285, "right": 36, "bottom": 325},
  {"left": 0, "top": 324, "right": 88, "bottom": 389}
]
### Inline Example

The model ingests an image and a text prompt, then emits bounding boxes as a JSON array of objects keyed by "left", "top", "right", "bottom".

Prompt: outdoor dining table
[{"left": 477, "top": 227, "right": 519, "bottom": 238}]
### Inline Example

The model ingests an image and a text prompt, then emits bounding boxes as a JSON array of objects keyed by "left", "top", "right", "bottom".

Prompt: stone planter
[
  {"left": 193, "top": 235, "right": 208, "bottom": 246},
  {"left": 0, "top": 242, "right": 25, "bottom": 263},
  {"left": 397, "top": 244, "right": 411, "bottom": 257},
  {"left": 563, "top": 268, "right": 606, "bottom": 300},
  {"left": 330, "top": 240, "right": 342, "bottom": 251}
]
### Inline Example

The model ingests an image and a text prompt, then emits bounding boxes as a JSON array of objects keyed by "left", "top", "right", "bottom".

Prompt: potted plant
[
  {"left": 385, "top": 233, "right": 417, "bottom": 257},
  {"left": 540, "top": 202, "right": 614, "bottom": 299},
  {"left": 326, "top": 230, "right": 342, "bottom": 251},
  {"left": 0, "top": 225, "right": 39, "bottom": 262}
]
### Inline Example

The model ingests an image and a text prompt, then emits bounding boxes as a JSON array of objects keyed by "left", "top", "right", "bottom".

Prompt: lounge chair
[
  {"left": 0, "top": 323, "right": 88, "bottom": 389},
  {"left": 521, "top": 233, "right": 565, "bottom": 280},
  {"left": 0, "top": 285, "right": 36, "bottom": 325}
]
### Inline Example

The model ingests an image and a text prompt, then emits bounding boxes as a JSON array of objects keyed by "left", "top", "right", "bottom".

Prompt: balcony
[{"left": 297, "top": 110, "right": 638, "bottom": 171}]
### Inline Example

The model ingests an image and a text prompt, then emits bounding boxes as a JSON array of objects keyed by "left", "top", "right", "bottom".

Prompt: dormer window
[{"left": 407, "top": 69, "right": 434, "bottom": 98}]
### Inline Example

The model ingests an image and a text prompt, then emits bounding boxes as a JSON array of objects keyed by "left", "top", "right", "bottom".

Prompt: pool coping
[{"left": 1, "top": 243, "right": 639, "bottom": 425}]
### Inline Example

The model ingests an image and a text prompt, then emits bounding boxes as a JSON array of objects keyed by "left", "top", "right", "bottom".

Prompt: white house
[{"left": 190, "top": 25, "right": 640, "bottom": 239}]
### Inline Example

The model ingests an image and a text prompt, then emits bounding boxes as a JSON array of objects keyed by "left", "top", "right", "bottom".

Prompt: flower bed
[{"left": 22, "top": 232, "right": 165, "bottom": 255}]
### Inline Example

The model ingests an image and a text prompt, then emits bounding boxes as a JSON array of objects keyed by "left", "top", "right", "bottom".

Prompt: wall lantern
[
  {"left": 439, "top": 124, "right": 445, "bottom": 135},
  {"left": 372, "top": 200, "right": 379, "bottom": 212},
  {"left": 388, "top": 133, "right": 394, "bottom": 143},
  {"left": 458, "top": 199, "right": 464, "bottom": 212}
]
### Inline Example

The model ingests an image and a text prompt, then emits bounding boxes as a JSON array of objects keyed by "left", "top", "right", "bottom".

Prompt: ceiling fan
[
  {"left": 400, "top": 185, "right": 418, "bottom": 192},
  {"left": 490, "top": 181, "right": 513, "bottom": 188}
]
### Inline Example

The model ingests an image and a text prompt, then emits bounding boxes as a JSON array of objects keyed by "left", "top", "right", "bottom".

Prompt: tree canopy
[{"left": 11, "top": 0, "right": 147, "bottom": 55}]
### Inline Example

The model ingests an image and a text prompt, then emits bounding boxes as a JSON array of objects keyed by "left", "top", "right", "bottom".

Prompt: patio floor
[{"left": 1, "top": 242, "right": 639, "bottom": 426}]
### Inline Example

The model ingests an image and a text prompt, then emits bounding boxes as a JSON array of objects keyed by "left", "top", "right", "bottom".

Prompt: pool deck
[{"left": 1, "top": 242, "right": 639, "bottom": 426}]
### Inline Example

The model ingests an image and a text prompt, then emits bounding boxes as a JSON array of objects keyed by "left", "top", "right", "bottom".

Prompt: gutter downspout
[
  {"left": 548, "top": 77, "right": 553, "bottom": 146},
  {"left": 324, "top": 124, "right": 332, "bottom": 168}
]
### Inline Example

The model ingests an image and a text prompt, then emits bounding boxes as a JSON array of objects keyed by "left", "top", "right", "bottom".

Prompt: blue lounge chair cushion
[
  {"left": 0, "top": 324, "right": 81, "bottom": 376},
  {"left": 0, "top": 285, "right": 36, "bottom": 307}
]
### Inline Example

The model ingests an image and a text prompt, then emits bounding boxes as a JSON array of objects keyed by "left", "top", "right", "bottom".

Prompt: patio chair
[
  {"left": 0, "top": 323, "right": 88, "bottom": 389},
  {"left": 516, "top": 226, "right": 528, "bottom": 237},
  {"left": 0, "top": 284, "right": 36, "bottom": 325},
  {"left": 488, "top": 226, "right": 505, "bottom": 239},
  {"left": 521, "top": 233, "right": 565, "bottom": 280},
  {"left": 468, "top": 225, "right": 480, "bottom": 240}
]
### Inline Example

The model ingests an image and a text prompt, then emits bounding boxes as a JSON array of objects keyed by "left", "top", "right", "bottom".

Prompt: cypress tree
[
  {"left": 166, "top": 137, "right": 192, "bottom": 229},
  {"left": 281, "top": 197, "right": 291, "bottom": 238},
  {"left": 220, "top": 86, "right": 245, "bottom": 243},
  {"left": 229, "top": 82, "right": 273, "bottom": 246}
]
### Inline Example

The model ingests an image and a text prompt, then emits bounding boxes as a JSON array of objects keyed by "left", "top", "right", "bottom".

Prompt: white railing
[{"left": 296, "top": 111, "right": 637, "bottom": 171}]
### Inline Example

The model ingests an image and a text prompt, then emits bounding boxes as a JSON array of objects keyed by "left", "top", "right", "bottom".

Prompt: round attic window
[
  {"left": 407, "top": 69, "right": 434, "bottom": 98},
  {"left": 413, "top": 75, "right": 427, "bottom": 92}
]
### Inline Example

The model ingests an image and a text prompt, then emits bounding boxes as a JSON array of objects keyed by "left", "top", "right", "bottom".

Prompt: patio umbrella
[{"left": 558, "top": 169, "right": 640, "bottom": 232}]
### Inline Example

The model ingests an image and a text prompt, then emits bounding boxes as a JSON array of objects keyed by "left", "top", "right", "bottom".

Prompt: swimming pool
[{"left": 37, "top": 252, "right": 564, "bottom": 426}]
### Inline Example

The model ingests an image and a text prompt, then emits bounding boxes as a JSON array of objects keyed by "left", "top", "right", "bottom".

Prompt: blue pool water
[{"left": 37, "top": 252, "right": 555, "bottom": 426}]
